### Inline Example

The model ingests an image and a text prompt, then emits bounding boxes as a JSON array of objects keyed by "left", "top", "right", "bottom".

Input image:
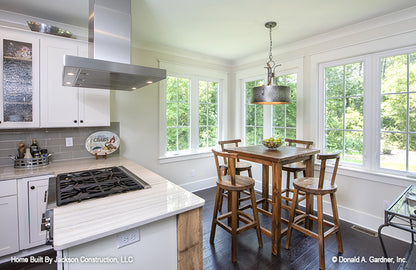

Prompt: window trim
[{"left": 158, "top": 61, "right": 227, "bottom": 162}]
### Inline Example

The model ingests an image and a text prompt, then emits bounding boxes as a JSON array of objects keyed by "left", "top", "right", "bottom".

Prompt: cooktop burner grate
[{"left": 55, "top": 166, "right": 150, "bottom": 206}]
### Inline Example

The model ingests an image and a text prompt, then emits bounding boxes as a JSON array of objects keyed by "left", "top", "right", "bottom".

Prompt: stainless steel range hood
[{"left": 62, "top": 0, "right": 166, "bottom": 91}]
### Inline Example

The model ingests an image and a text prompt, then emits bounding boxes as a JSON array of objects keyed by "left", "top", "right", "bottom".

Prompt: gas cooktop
[{"left": 55, "top": 166, "right": 150, "bottom": 206}]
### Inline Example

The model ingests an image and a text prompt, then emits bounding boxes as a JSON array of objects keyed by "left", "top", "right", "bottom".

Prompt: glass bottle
[{"left": 30, "top": 139, "right": 39, "bottom": 156}]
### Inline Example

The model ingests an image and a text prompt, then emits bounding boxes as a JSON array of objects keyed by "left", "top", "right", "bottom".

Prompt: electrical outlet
[
  {"left": 383, "top": 200, "right": 391, "bottom": 210},
  {"left": 117, "top": 228, "right": 140, "bottom": 248},
  {"left": 65, "top": 137, "right": 73, "bottom": 147},
  {"left": 191, "top": 169, "right": 196, "bottom": 177}
]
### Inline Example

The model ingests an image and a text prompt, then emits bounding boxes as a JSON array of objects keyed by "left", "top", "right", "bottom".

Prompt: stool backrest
[
  {"left": 218, "top": 139, "right": 242, "bottom": 165},
  {"left": 212, "top": 149, "right": 237, "bottom": 185},
  {"left": 317, "top": 152, "right": 341, "bottom": 188},
  {"left": 285, "top": 138, "right": 314, "bottom": 149}
]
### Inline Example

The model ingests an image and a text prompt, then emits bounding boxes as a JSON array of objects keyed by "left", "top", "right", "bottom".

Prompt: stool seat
[
  {"left": 217, "top": 175, "right": 255, "bottom": 191},
  {"left": 294, "top": 177, "right": 337, "bottom": 195},
  {"left": 236, "top": 161, "right": 252, "bottom": 170},
  {"left": 282, "top": 162, "right": 306, "bottom": 172}
]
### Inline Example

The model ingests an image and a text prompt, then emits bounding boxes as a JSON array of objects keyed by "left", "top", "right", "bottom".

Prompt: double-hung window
[
  {"left": 323, "top": 61, "right": 364, "bottom": 164},
  {"left": 319, "top": 46, "right": 416, "bottom": 175},
  {"left": 159, "top": 62, "right": 224, "bottom": 160},
  {"left": 166, "top": 76, "right": 191, "bottom": 152},
  {"left": 380, "top": 51, "right": 416, "bottom": 172},
  {"left": 244, "top": 79, "right": 264, "bottom": 145}
]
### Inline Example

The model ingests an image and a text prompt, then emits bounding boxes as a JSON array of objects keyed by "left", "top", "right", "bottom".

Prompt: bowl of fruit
[{"left": 262, "top": 137, "right": 283, "bottom": 150}]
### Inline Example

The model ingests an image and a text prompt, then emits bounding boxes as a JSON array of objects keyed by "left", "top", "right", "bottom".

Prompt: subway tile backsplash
[{"left": 0, "top": 122, "right": 120, "bottom": 167}]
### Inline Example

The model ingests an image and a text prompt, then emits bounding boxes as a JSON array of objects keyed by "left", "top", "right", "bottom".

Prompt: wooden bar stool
[
  {"left": 218, "top": 139, "right": 253, "bottom": 210},
  {"left": 285, "top": 152, "right": 343, "bottom": 270},
  {"left": 282, "top": 139, "right": 314, "bottom": 204},
  {"left": 210, "top": 149, "right": 262, "bottom": 263}
]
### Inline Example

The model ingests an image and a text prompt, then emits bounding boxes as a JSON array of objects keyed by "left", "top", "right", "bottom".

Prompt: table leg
[
  {"left": 271, "top": 162, "right": 282, "bottom": 255},
  {"left": 378, "top": 224, "right": 390, "bottom": 270},
  {"left": 262, "top": 164, "right": 269, "bottom": 210}
]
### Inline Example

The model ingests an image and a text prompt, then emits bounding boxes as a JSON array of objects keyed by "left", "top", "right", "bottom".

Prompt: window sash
[
  {"left": 244, "top": 79, "right": 264, "bottom": 145},
  {"left": 323, "top": 62, "right": 365, "bottom": 165}
]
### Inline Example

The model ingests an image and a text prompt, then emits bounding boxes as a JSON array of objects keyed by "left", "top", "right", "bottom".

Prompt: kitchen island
[{"left": 0, "top": 157, "right": 205, "bottom": 270}]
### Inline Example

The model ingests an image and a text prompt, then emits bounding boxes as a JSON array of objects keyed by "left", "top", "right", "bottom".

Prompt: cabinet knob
[
  {"left": 0, "top": 121, "right": 2, "bottom": 124},
  {"left": 80, "top": 120, "right": 84, "bottom": 123},
  {"left": 30, "top": 186, "right": 35, "bottom": 190},
  {"left": 74, "top": 120, "right": 78, "bottom": 123}
]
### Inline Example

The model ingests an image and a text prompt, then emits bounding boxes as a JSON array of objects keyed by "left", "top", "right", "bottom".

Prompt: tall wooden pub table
[{"left": 225, "top": 145, "right": 319, "bottom": 255}]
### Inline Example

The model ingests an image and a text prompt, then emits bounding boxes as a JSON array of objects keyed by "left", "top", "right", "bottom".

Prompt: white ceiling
[{"left": 1, "top": 0, "right": 415, "bottom": 61}]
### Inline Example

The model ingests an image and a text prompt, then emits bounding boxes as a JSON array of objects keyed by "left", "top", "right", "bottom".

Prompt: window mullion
[
  {"left": 406, "top": 54, "right": 410, "bottom": 171},
  {"left": 343, "top": 65, "right": 346, "bottom": 159},
  {"left": 190, "top": 77, "right": 199, "bottom": 152},
  {"left": 176, "top": 79, "right": 180, "bottom": 152}
]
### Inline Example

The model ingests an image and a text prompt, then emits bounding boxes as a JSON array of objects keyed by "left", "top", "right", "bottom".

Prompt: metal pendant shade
[
  {"left": 251, "top": 85, "right": 290, "bottom": 104},
  {"left": 251, "top": 21, "right": 291, "bottom": 105}
]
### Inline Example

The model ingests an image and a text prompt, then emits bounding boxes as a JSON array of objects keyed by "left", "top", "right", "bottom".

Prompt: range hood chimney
[{"left": 62, "top": 0, "right": 166, "bottom": 91}]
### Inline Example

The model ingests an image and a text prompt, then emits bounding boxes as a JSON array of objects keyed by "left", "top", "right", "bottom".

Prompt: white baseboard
[{"left": 180, "top": 177, "right": 216, "bottom": 192}]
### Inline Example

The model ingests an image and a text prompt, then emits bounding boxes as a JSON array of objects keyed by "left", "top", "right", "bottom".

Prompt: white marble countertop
[{"left": 0, "top": 157, "right": 205, "bottom": 250}]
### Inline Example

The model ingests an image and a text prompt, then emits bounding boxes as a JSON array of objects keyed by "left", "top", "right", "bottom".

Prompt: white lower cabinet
[
  {"left": 0, "top": 180, "right": 19, "bottom": 257},
  {"left": 58, "top": 216, "right": 177, "bottom": 270},
  {"left": 18, "top": 175, "right": 52, "bottom": 250}
]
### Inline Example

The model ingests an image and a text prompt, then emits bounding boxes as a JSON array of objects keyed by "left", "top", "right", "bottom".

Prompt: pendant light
[{"left": 251, "top": 21, "right": 291, "bottom": 104}]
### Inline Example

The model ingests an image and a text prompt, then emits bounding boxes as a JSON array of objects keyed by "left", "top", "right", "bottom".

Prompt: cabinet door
[
  {"left": 0, "top": 195, "right": 19, "bottom": 256},
  {"left": 27, "top": 178, "right": 48, "bottom": 245},
  {"left": 77, "top": 46, "right": 110, "bottom": 127},
  {"left": 40, "top": 38, "right": 79, "bottom": 127},
  {"left": 0, "top": 31, "right": 40, "bottom": 128}
]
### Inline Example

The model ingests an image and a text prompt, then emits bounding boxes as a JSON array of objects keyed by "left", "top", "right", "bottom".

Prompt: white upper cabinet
[
  {"left": 0, "top": 30, "right": 40, "bottom": 128},
  {"left": 40, "top": 36, "right": 110, "bottom": 127},
  {"left": 0, "top": 26, "right": 110, "bottom": 128}
]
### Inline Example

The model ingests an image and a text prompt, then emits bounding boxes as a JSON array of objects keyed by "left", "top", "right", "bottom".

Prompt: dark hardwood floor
[
  {"left": 195, "top": 187, "right": 409, "bottom": 270},
  {"left": 0, "top": 187, "right": 409, "bottom": 270}
]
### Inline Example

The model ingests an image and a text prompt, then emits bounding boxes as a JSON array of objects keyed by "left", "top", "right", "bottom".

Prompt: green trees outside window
[
  {"left": 324, "top": 62, "right": 364, "bottom": 164},
  {"left": 245, "top": 80, "right": 264, "bottom": 145},
  {"left": 380, "top": 52, "right": 416, "bottom": 172},
  {"left": 166, "top": 76, "right": 191, "bottom": 152},
  {"left": 199, "top": 80, "right": 218, "bottom": 148},
  {"left": 273, "top": 74, "right": 297, "bottom": 139}
]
